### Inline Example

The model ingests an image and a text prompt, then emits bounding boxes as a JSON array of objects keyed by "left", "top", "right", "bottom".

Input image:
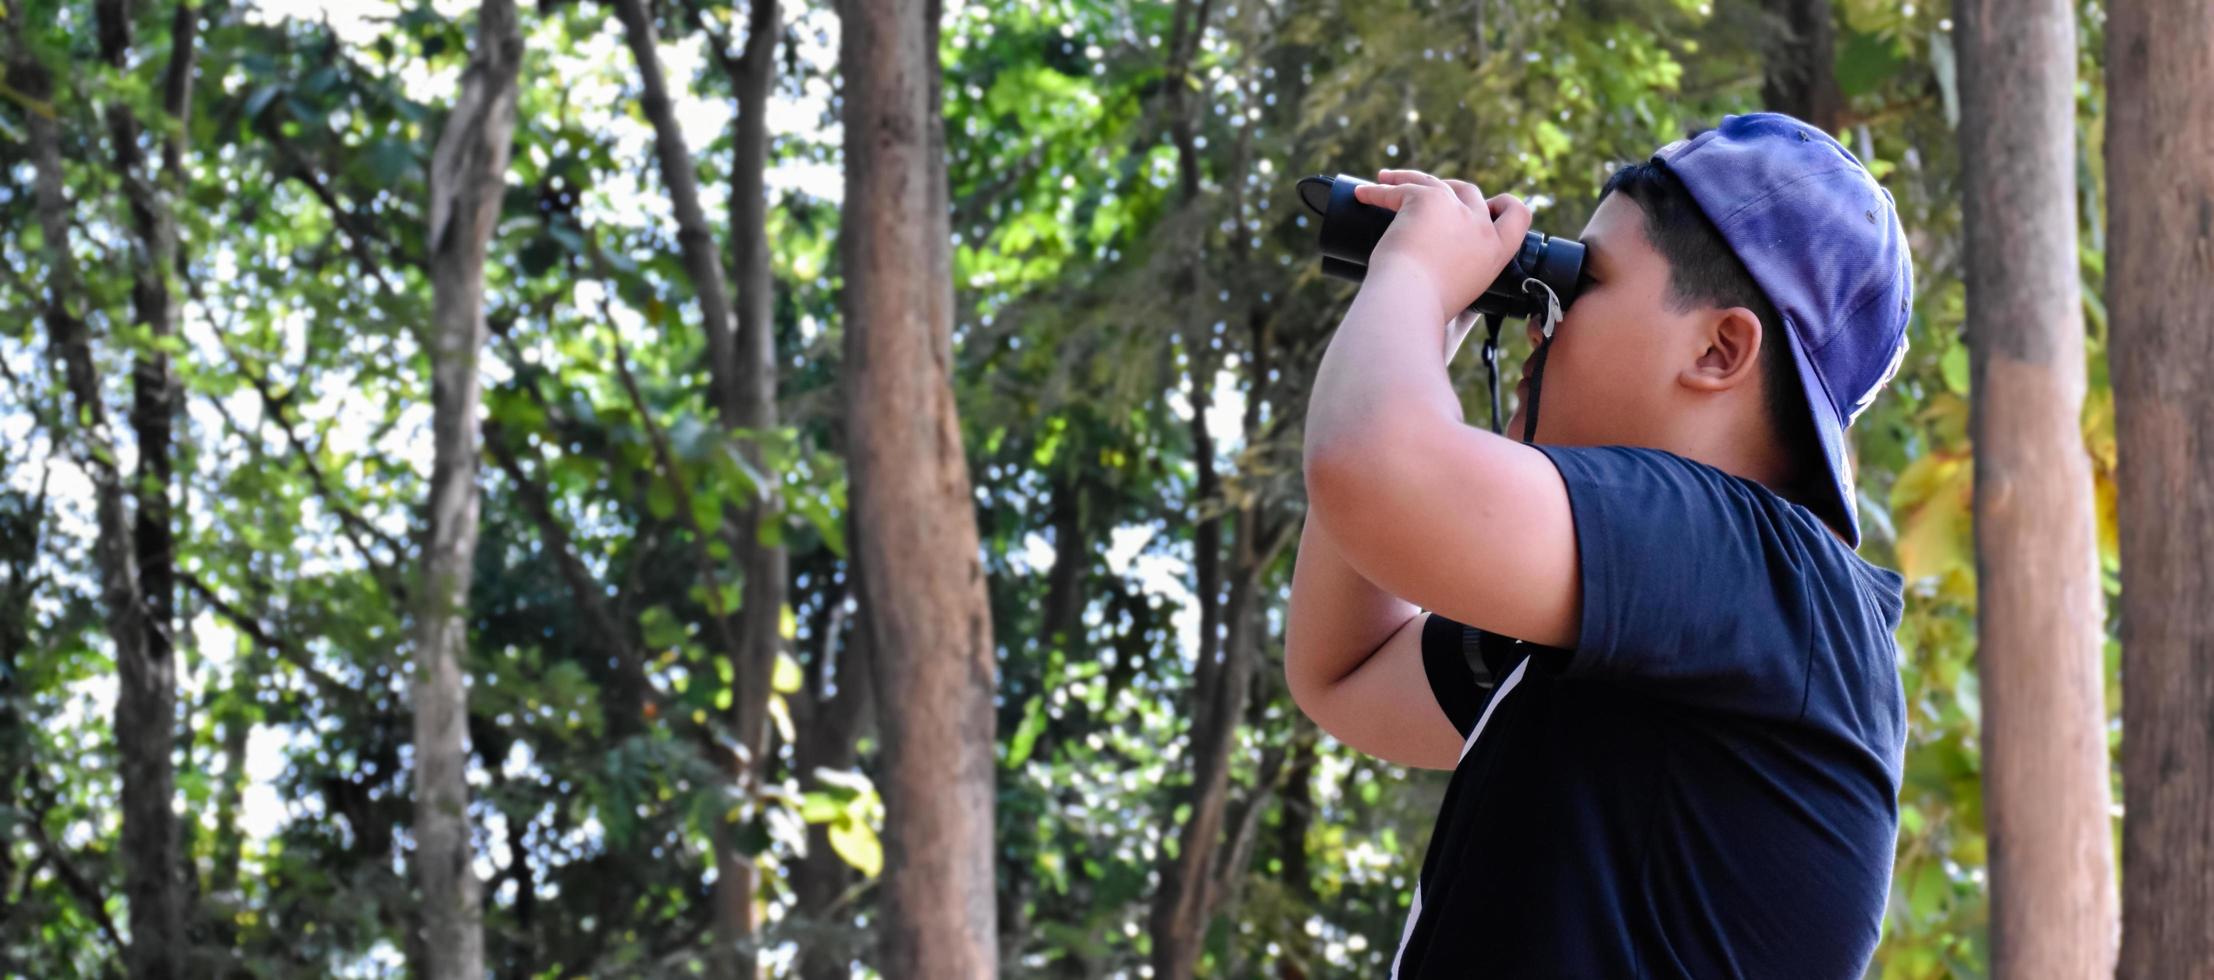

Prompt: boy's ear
[{"left": 1680, "top": 306, "right": 1764, "bottom": 393}]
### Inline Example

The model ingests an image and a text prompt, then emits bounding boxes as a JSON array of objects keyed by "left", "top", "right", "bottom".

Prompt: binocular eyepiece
[{"left": 1297, "top": 174, "right": 1586, "bottom": 322}]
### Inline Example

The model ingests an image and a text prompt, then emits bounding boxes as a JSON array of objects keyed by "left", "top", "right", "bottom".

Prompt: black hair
[{"left": 1597, "top": 160, "right": 1827, "bottom": 511}]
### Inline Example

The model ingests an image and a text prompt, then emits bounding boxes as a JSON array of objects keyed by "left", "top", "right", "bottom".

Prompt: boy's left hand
[{"left": 1354, "top": 169, "right": 1534, "bottom": 319}]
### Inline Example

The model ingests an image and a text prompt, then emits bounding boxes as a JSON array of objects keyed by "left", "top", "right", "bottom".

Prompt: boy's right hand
[{"left": 1353, "top": 169, "right": 1534, "bottom": 320}]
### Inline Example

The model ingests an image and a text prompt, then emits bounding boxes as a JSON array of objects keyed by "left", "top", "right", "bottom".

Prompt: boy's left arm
[{"left": 1302, "top": 170, "right": 1582, "bottom": 649}]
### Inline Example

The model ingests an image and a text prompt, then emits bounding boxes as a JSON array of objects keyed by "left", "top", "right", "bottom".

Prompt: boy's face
[{"left": 1504, "top": 193, "right": 1710, "bottom": 447}]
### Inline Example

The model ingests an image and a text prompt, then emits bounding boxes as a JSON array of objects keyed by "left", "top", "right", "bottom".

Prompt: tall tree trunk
[
  {"left": 1758, "top": 0, "right": 1841, "bottom": 131},
  {"left": 1151, "top": 45, "right": 1300, "bottom": 971},
  {"left": 838, "top": 0, "right": 999, "bottom": 971},
  {"left": 13, "top": 3, "right": 180, "bottom": 970},
  {"left": 413, "top": 0, "right": 522, "bottom": 975},
  {"left": 0, "top": 488, "right": 41, "bottom": 952},
  {"left": 995, "top": 474, "right": 1088, "bottom": 965},
  {"left": 609, "top": 3, "right": 785, "bottom": 967},
  {"left": 1273, "top": 724, "right": 1320, "bottom": 979},
  {"left": 1153, "top": 424, "right": 1282, "bottom": 980},
  {"left": 1148, "top": 393, "right": 1237, "bottom": 980},
  {"left": 1957, "top": 0, "right": 2118, "bottom": 976},
  {"left": 97, "top": 0, "right": 198, "bottom": 969},
  {"left": 792, "top": 568, "right": 874, "bottom": 980},
  {"left": 609, "top": 0, "right": 743, "bottom": 424},
  {"left": 2108, "top": 0, "right": 2214, "bottom": 974},
  {"left": 724, "top": 0, "right": 789, "bottom": 969}
]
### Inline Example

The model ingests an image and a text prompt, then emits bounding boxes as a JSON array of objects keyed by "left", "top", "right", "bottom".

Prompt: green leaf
[
  {"left": 1005, "top": 694, "right": 1047, "bottom": 768},
  {"left": 1836, "top": 29, "right": 1906, "bottom": 100},
  {"left": 242, "top": 84, "right": 283, "bottom": 121},
  {"left": 362, "top": 138, "right": 417, "bottom": 185},
  {"left": 1940, "top": 342, "right": 1970, "bottom": 395},
  {"left": 772, "top": 652, "right": 803, "bottom": 695},
  {"left": 691, "top": 487, "right": 724, "bottom": 537},
  {"left": 639, "top": 606, "right": 686, "bottom": 649}
]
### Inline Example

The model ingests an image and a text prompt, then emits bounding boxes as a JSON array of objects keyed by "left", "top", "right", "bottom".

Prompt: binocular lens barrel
[{"left": 1297, "top": 173, "right": 1586, "bottom": 321}]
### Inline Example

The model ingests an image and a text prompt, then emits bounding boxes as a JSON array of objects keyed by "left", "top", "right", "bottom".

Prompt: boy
[{"left": 1284, "top": 113, "right": 1913, "bottom": 977}]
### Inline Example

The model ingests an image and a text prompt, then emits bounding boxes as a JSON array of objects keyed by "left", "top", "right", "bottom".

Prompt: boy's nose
[{"left": 1524, "top": 318, "right": 1550, "bottom": 349}]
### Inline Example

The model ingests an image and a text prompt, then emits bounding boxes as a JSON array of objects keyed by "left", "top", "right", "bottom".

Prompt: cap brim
[{"left": 1780, "top": 320, "right": 1862, "bottom": 547}]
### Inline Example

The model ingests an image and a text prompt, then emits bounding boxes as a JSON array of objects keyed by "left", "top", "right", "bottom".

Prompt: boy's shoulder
[{"left": 1533, "top": 441, "right": 1906, "bottom": 632}]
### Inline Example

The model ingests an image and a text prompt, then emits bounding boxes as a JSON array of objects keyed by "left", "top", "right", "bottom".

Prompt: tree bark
[
  {"left": 792, "top": 568, "right": 874, "bottom": 980},
  {"left": 994, "top": 474, "right": 1089, "bottom": 964},
  {"left": 721, "top": 0, "right": 790, "bottom": 969},
  {"left": 0, "top": 486, "right": 41, "bottom": 958},
  {"left": 608, "top": 3, "right": 786, "bottom": 967},
  {"left": 1758, "top": 0, "right": 1841, "bottom": 132},
  {"left": 1148, "top": 6, "right": 1289, "bottom": 974},
  {"left": 1957, "top": 0, "right": 2119, "bottom": 976},
  {"left": 2108, "top": 0, "right": 2214, "bottom": 974},
  {"left": 97, "top": 0, "right": 198, "bottom": 969},
  {"left": 13, "top": 3, "right": 182, "bottom": 971},
  {"left": 838, "top": 0, "right": 1000, "bottom": 971},
  {"left": 608, "top": 0, "right": 743, "bottom": 424},
  {"left": 412, "top": 0, "right": 522, "bottom": 975}
]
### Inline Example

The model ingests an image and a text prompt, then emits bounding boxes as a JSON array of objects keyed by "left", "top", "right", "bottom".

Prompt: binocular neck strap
[
  {"left": 1481, "top": 313, "right": 1508, "bottom": 436},
  {"left": 1478, "top": 307, "right": 1557, "bottom": 445},
  {"left": 1511, "top": 278, "right": 1567, "bottom": 444},
  {"left": 1520, "top": 334, "right": 1553, "bottom": 444}
]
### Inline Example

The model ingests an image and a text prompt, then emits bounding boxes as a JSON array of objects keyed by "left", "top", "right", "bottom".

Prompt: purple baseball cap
[{"left": 1653, "top": 112, "right": 1914, "bottom": 548}]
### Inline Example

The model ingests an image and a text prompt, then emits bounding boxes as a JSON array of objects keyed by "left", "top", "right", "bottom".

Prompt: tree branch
[
  {"left": 606, "top": 328, "right": 751, "bottom": 676},
  {"left": 482, "top": 418, "right": 668, "bottom": 731},
  {"left": 221, "top": 339, "right": 410, "bottom": 593},
  {"left": 179, "top": 569, "right": 352, "bottom": 701}
]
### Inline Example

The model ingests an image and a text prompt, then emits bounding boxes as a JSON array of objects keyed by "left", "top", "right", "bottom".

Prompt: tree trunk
[
  {"left": 1758, "top": 0, "right": 1841, "bottom": 132},
  {"left": 0, "top": 488, "right": 41, "bottom": 956},
  {"left": 995, "top": 475, "right": 1088, "bottom": 965},
  {"left": 412, "top": 0, "right": 522, "bottom": 975},
  {"left": 609, "top": 4, "right": 786, "bottom": 967},
  {"left": 1957, "top": 0, "right": 2118, "bottom": 976},
  {"left": 722, "top": 0, "right": 789, "bottom": 969},
  {"left": 1277, "top": 723, "right": 1317, "bottom": 904},
  {"left": 1273, "top": 724, "right": 1320, "bottom": 978},
  {"left": 2108, "top": 0, "right": 2214, "bottom": 974},
  {"left": 1147, "top": 4, "right": 1274, "bottom": 973},
  {"left": 838, "top": 0, "right": 999, "bottom": 970},
  {"left": 13, "top": 4, "right": 180, "bottom": 971},
  {"left": 87, "top": 0, "right": 196, "bottom": 971},
  {"left": 792, "top": 569, "right": 874, "bottom": 980},
  {"left": 1148, "top": 394, "right": 1235, "bottom": 980},
  {"left": 610, "top": 0, "right": 743, "bottom": 423}
]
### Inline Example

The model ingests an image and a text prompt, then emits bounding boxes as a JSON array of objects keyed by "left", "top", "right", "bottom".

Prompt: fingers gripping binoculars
[
  {"left": 1296, "top": 173, "right": 1589, "bottom": 440},
  {"left": 1296, "top": 173, "right": 1587, "bottom": 320}
]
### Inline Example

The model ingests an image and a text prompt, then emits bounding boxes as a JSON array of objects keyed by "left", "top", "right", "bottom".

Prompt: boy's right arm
[{"left": 1285, "top": 510, "right": 1466, "bottom": 770}]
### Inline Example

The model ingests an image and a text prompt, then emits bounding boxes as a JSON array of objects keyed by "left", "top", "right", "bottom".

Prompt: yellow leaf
[
  {"left": 2095, "top": 470, "right": 2120, "bottom": 570},
  {"left": 773, "top": 652, "right": 803, "bottom": 694},
  {"left": 1894, "top": 452, "right": 1973, "bottom": 583},
  {"left": 828, "top": 816, "right": 884, "bottom": 878},
  {"left": 1889, "top": 450, "right": 1963, "bottom": 516},
  {"left": 768, "top": 693, "right": 796, "bottom": 744}
]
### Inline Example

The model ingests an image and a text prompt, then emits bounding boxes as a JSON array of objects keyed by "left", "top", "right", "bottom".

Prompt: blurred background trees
[{"left": 1, "top": 0, "right": 2195, "bottom": 975}]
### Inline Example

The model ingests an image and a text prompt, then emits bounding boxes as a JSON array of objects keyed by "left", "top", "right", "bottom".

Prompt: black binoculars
[{"left": 1297, "top": 173, "right": 1586, "bottom": 321}]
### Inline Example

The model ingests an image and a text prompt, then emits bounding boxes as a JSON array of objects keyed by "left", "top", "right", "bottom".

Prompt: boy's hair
[{"left": 1598, "top": 160, "right": 1825, "bottom": 506}]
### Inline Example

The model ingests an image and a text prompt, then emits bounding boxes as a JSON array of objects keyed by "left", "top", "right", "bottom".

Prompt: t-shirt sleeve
[
  {"left": 1532, "top": 444, "right": 1847, "bottom": 721},
  {"left": 1421, "top": 611, "right": 1485, "bottom": 739}
]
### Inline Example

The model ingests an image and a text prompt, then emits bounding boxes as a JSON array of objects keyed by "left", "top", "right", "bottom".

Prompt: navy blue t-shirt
[{"left": 1390, "top": 445, "right": 1907, "bottom": 979}]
